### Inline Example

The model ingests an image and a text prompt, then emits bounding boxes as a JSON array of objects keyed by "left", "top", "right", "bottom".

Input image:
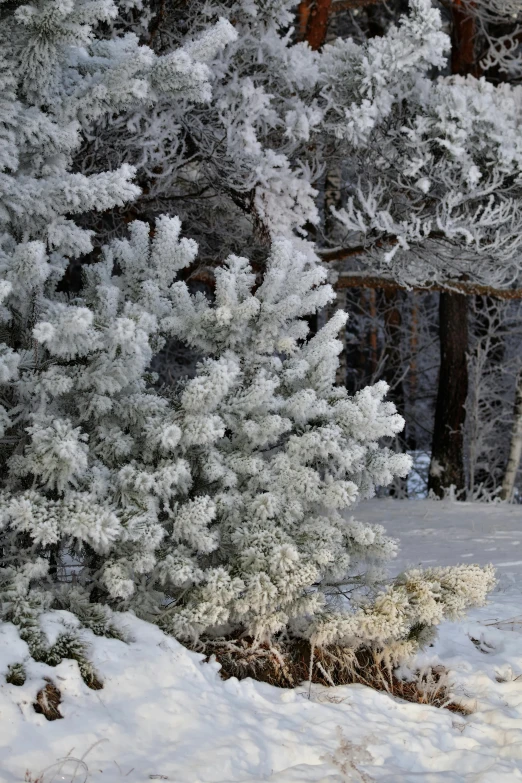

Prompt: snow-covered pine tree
[
  {"left": 0, "top": 210, "right": 495, "bottom": 660},
  {"left": 0, "top": 0, "right": 494, "bottom": 669}
]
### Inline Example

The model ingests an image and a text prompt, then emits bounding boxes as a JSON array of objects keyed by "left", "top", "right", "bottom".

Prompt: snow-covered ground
[
  {"left": 1, "top": 499, "right": 521, "bottom": 783},
  {"left": 357, "top": 498, "right": 522, "bottom": 578}
]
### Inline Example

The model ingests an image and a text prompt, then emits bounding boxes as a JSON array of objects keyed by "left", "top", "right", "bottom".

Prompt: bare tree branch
[
  {"left": 317, "top": 242, "right": 392, "bottom": 262},
  {"left": 331, "top": 0, "right": 385, "bottom": 10},
  {"left": 335, "top": 273, "right": 522, "bottom": 300}
]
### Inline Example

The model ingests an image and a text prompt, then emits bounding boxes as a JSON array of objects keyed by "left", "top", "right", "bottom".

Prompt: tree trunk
[
  {"left": 335, "top": 288, "right": 348, "bottom": 387},
  {"left": 451, "top": 0, "right": 477, "bottom": 77},
  {"left": 428, "top": 293, "right": 469, "bottom": 497},
  {"left": 383, "top": 289, "right": 408, "bottom": 496},
  {"left": 501, "top": 371, "right": 522, "bottom": 501},
  {"left": 297, "top": 0, "right": 313, "bottom": 41},
  {"left": 469, "top": 296, "right": 506, "bottom": 493},
  {"left": 368, "top": 287, "right": 378, "bottom": 377},
  {"left": 304, "top": 0, "right": 333, "bottom": 50},
  {"left": 383, "top": 289, "right": 406, "bottom": 426},
  {"left": 428, "top": 0, "right": 476, "bottom": 497},
  {"left": 383, "top": 289, "right": 403, "bottom": 395},
  {"left": 408, "top": 294, "right": 419, "bottom": 451}
]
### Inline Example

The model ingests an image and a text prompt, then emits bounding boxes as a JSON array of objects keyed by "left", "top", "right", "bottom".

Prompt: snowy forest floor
[{"left": 1, "top": 499, "right": 521, "bottom": 783}]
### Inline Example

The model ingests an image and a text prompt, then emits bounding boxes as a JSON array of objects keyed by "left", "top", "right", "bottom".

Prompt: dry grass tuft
[
  {"left": 485, "top": 615, "right": 522, "bottom": 632},
  {"left": 5, "top": 662, "right": 26, "bottom": 686},
  {"left": 83, "top": 670, "right": 104, "bottom": 690},
  {"left": 203, "top": 637, "right": 471, "bottom": 714},
  {"left": 24, "top": 772, "right": 44, "bottom": 783},
  {"left": 24, "top": 739, "right": 107, "bottom": 783},
  {"left": 33, "top": 678, "right": 63, "bottom": 721},
  {"left": 322, "top": 727, "right": 375, "bottom": 781}
]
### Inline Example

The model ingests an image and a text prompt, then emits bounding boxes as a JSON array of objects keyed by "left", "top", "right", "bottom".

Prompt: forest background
[{"left": 76, "top": 0, "right": 522, "bottom": 506}]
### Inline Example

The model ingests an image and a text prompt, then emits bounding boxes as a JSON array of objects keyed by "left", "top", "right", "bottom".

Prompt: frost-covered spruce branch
[{"left": 78, "top": 0, "right": 323, "bottom": 253}]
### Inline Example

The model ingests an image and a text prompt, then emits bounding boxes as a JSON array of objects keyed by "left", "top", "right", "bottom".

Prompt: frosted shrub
[{"left": 0, "top": 214, "right": 494, "bottom": 657}]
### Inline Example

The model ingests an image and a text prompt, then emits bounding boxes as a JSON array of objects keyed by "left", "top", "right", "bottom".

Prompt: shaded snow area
[{"left": 1, "top": 500, "right": 521, "bottom": 783}]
